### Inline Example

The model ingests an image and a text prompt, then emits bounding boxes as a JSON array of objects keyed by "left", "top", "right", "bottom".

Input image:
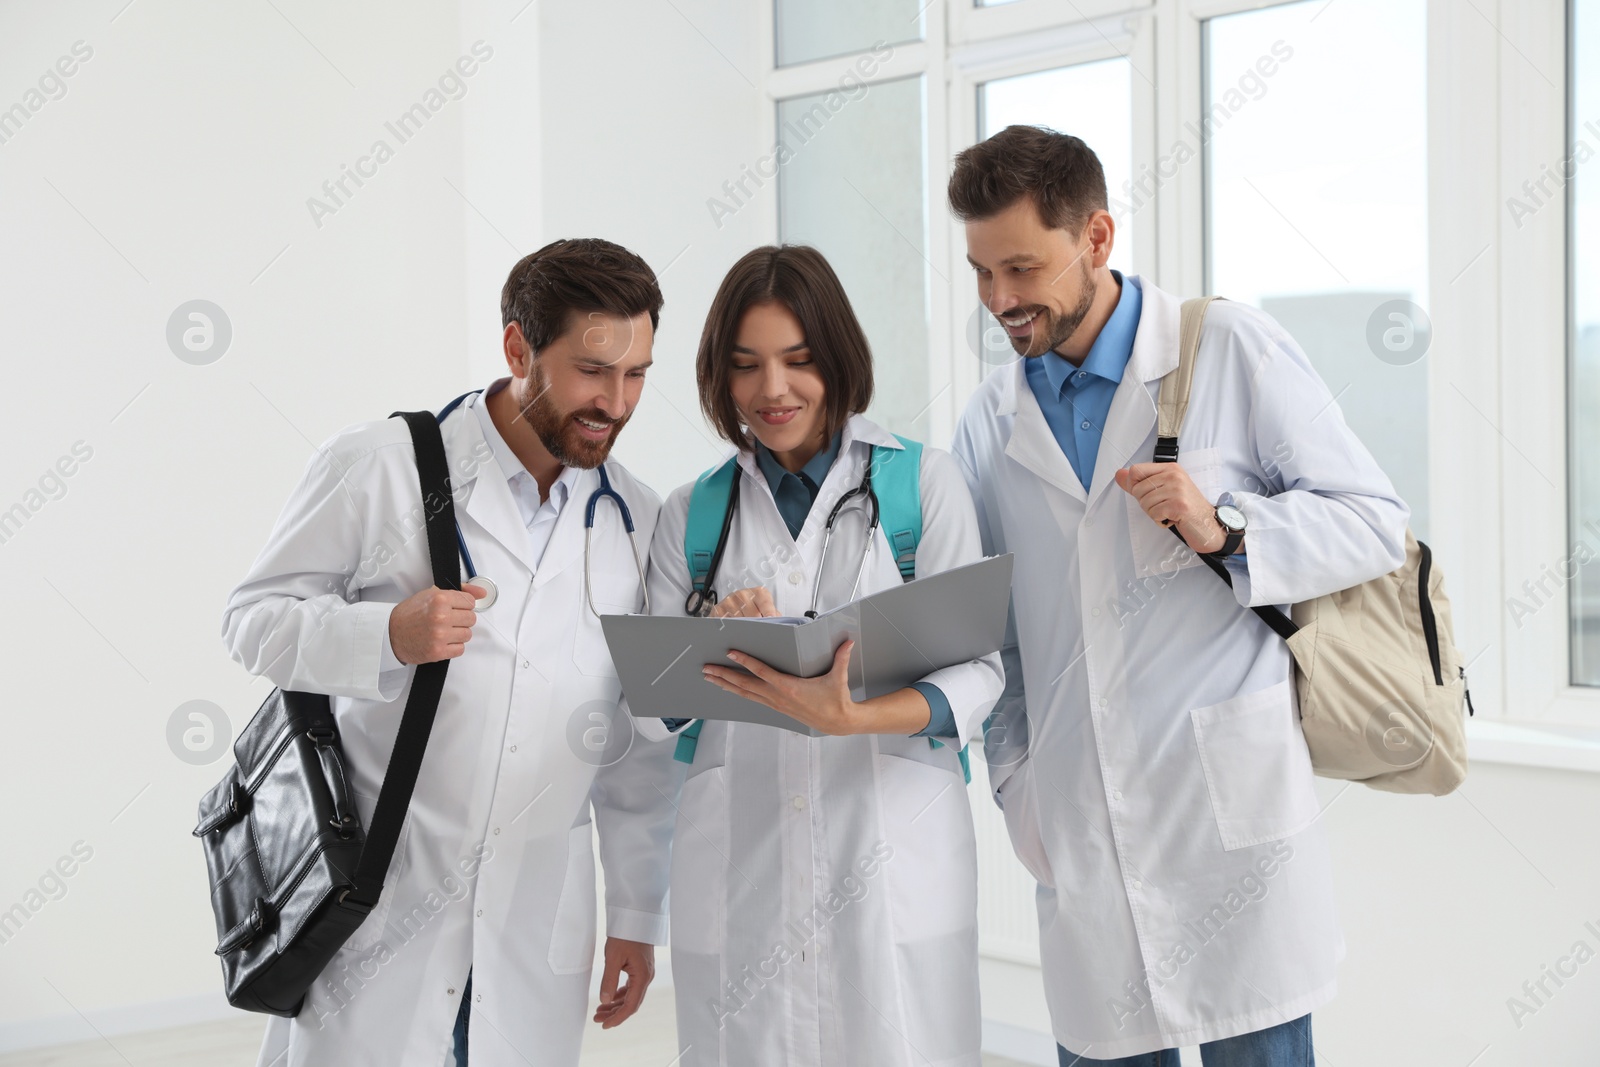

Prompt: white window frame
[
  {"left": 758, "top": 0, "right": 1600, "bottom": 755},
  {"left": 945, "top": 14, "right": 1158, "bottom": 405},
  {"left": 1489, "top": 0, "right": 1596, "bottom": 726}
]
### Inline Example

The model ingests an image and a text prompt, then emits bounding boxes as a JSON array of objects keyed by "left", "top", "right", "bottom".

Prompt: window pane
[
  {"left": 775, "top": 0, "right": 922, "bottom": 68},
  {"left": 778, "top": 76, "right": 930, "bottom": 436},
  {"left": 1572, "top": 0, "right": 1600, "bottom": 685},
  {"left": 980, "top": 58, "right": 1135, "bottom": 275},
  {"left": 1205, "top": 0, "right": 1430, "bottom": 541}
]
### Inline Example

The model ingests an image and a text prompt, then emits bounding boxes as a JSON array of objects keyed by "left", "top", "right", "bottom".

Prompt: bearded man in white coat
[
  {"left": 222, "top": 238, "right": 681, "bottom": 1067},
  {"left": 948, "top": 126, "right": 1409, "bottom": 1066}
]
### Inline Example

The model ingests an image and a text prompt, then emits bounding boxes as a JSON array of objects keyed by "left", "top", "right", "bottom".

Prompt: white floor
[{"left": 0, "top": 989, "right": 1037, "bottom": 1067}]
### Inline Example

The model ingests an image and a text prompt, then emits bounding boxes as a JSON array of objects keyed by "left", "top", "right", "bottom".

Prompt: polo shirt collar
[
  {"left": 1041, "top": 270, "right": 1140, "bottom": 397},
  {"left": 754, "top": 429, "right": 842, "bottom": 496}
]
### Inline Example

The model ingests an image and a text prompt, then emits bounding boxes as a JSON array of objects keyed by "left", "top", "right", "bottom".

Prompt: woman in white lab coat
[{"left": 643, "top": 245, "right": 1003, "bottom": 1067}]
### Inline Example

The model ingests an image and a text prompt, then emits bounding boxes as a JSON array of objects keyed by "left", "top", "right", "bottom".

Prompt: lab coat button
[
  {"left": 509, "top": 745, "right": 517, "bottom": 753},
  {"left": 788, "top": 571, "right": 804, "bottom": 585},
  {"left": 792, "top": 796, "right": 805, "bottom": 810},
  {"left": 1112, "top": 789, "right": 1123, "bottom": 802},
  {"left": 1091, "top": 607, "right": 1101, "bottom": 617},
  {"left": 493, "top": 827, "right": 501, "bottom": 835},
  {"left": 521, "top": 659, "right": 530, "bottom": 669},
  {"left": 1132, "top": 879, "right": 1143, "bottom": 891},
  {"left": 1098, "top": 697, "right": 1108, "bottom": 708},
  {"left": 447, "top": 988, "right": 456, "bottom": 996}
]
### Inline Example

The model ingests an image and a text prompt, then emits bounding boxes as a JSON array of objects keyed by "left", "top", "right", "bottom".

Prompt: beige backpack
[{"left": 1156, "top": 297, "right": 1472, "bottom": 795}]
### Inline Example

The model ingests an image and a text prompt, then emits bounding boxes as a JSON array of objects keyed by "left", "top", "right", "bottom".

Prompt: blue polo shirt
[
  {"left": 1022, "top": 271, "right": 1142, "bottom": 489},
  {"left": 754, "top": 434, "right": 842, "bottom": 539}
]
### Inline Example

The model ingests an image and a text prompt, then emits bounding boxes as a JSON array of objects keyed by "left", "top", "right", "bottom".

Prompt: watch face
[{"left": 1216, "top": 504, "right": 1247, "bottom": 532}]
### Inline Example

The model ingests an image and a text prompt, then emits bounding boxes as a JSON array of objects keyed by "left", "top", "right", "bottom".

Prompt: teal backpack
[{"left": 674, "top": 436, "right": 971, "bottom": 783}]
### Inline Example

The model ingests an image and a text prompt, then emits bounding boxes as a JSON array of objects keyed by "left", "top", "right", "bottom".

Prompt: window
[
  {"left": 1571, "top": 0, "right": 1600, "bottom": 685},
  {"left": 764, "top": 0, "right": 1593, "bottom": 726},
  {"left": 980, "top": 58, "right": 1136, "bottom": 276},
  {"left": 774, "top": 0, "right": 923, "bottom": 68},
  {"left": 1203, "top": 0, "right": 1431, "bottom": 540},
  {"left": 777, "top": 76, "right": 934, "bottom": 436}
]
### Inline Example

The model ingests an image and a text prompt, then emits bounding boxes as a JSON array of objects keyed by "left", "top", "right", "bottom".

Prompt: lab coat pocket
[
  {"left": 1190, "top": 678, "right": 1321, "bottom": 851},
  {"left": 341, "top": 791, "right": 411, "bottom": 954},
  {"left": 875, "top": 753, "right": 976, "bottom": 941},
  {"left": 997, "top": 757, "right": 1056, "bottom": 889},
  {"left": 548, "top": 822, "right": 598, "bottom": 974},
  {"left": 1126, "top": 447, "right": 1224, "bottom": 579},
  {"left": 669, "top": 766, "right": 728, "bottom": 956}
]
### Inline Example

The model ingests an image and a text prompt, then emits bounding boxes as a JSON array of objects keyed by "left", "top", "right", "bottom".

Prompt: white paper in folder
[{"left": 600, "top": 554, "right": 1014, "bottom": 735}]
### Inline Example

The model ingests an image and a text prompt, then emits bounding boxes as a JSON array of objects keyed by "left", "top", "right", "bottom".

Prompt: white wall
[
  {"left": 534, "top": 0, "right": 767, "bottom": 496},
  {"left": 1316, "top": 762, "right": 1600, "bottom": 1064},
  {"left": 0, "top": 0, "right": 764, "bottom": 1050},
  {"left": 0, "top": 0, "right": 490, "bottom": 1045}
]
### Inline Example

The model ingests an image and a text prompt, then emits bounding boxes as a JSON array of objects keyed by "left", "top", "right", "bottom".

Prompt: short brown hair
[
  {"left": 500, "top": 238, "right": 664, "bottom": 355},
  {"left": 697, "top": 245, "right": 873, "bottom": 449},
  {"left": 948, "top": 125, "right": 1107, "bottom": 232}
]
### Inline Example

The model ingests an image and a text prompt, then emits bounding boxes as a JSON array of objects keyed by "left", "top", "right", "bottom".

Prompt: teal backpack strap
[
  {"left": 674, "top": 458, "right": 740, "bottom": 767},
  {"left": 673, "top": 719, "right": 704, "bottom": 765},
  {"left": 684, "top": 457, "right": 739, "bottom": 596},
  {"left": 873, "top": 437, "right": 968, "bottom": 783},
  {"left": 872, "top": 436, "right": 923, "bottom": 583}
]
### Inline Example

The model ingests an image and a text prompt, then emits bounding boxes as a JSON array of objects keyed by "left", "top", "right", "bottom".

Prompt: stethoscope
[
  {"left": 684, "top": 457, "right": 879, "bottom": 620},
  {"left": 437, "top": 390, "right": 650, "bottom": 618}
]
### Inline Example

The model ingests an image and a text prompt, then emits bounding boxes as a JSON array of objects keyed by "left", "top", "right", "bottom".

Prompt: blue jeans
[
  {"left": 1058, "top": 1014, "right": 1313, "bottom": 1067},
  {"left": 451, "top": 972, "right": 471, "bottom": 1066}
]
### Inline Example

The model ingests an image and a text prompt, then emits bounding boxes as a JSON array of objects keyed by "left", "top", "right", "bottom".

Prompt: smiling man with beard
[
  {"left": 225, "top": 238, "right": 681, "bottom": 1067},
  {"left": 948, "top": 126, "right": 1408, "bottom": 1066}
]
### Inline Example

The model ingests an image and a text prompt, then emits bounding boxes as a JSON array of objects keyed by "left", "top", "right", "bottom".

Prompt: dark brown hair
[
  {"left": 948, "top": 125, "right": 1107, "bottom": 232},
  {"left": 500, "top": 238, "right": 664, "bottom": 355},
  {"left": 697, "top": 245, "right": 874, "bottom": 449}
]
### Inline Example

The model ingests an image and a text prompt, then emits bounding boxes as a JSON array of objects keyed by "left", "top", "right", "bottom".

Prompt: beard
[
  {"left": 516, "top": 364, "right": 630, "bottom": 470},
  {"left": 1009, "top": 256, "right": 1098, "bottom": 358}
]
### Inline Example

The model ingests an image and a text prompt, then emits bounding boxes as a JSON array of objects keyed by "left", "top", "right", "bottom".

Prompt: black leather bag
[{"left": 194, "top": 410, "right": 460, "bottom": 1017}]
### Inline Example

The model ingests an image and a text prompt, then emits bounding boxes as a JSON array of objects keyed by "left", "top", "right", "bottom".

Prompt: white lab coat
[
  {"left": 951, "top": 278, "right": 1409, "bottom": 1059},
  {"left": 638, "top": 414, "right": 1003, "bottom": 1067},
  {"left": 221, "top": 388, "right": 680, "bottom": 1067}
]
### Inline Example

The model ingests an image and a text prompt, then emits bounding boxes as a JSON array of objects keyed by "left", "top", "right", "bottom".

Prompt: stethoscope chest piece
[{"left": 464, "top": 575, "right": 498, "bottom": 611}]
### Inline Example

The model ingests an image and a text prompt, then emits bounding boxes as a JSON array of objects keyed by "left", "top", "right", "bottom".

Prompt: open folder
[{"left": 601, "top": 554, "right": 1014, "bottom": 736}]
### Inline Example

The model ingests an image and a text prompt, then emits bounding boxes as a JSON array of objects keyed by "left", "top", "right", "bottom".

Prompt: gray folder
[{"left": 601, "top": 554, "right": 1014, "bottom": 735}]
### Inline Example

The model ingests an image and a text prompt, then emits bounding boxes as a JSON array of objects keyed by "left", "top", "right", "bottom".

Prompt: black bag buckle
[
  {"left": 336, "top": 888, "right": 375, "bottom": 916},
  {"left": 215, "top": 897, "right": 271, "bottom": 956},
  {"left": 1153, "top": 436, "right": 1179, "bottom": 463}
]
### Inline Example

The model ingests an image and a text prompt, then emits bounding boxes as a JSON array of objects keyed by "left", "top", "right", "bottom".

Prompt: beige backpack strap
[{"left": 1154, "top": 296, "right": 1221, "bottom": 462}]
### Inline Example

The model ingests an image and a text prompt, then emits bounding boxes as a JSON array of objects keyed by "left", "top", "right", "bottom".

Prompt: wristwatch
[{"left": 1209, "top": 498, "right": 1247, "bottom": 558}]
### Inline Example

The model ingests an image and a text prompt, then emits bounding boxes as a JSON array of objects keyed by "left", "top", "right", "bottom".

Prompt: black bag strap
[
  {"left": 344, "top": 410, "right": 461, "bottom": 909},
  {"left": 1156, "top": 297, "right": 1299, "bottom": 643},
  {"left": 1166, "top": 527, "right": 1299, "bottom": 641}
]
